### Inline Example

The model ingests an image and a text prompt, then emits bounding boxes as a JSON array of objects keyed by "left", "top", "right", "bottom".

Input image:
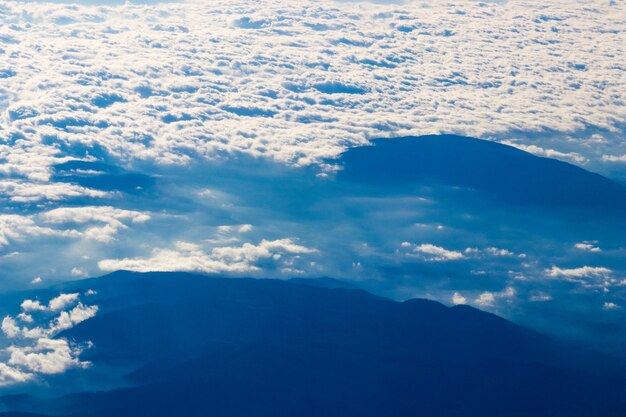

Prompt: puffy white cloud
[
  {"left": 545, "top": 265, "right": 621, "bottom": 290},
  {"left": 48, "top": 293, "right": 80, "bottom": 312},
  {"left": 0, "top": 292, "right": 98, "bottom": 387},
  {"left": 451, "top": 291, "right": 467, "bottom": 305},
  {"left": 574, "top": 242, "right": 601, "bottom": 252},
  {"left": 414, "top": 244, "right": 464, "bottom": 261},
  {"left": 0, "top": 180, "right": 109, "bottom": 203},
  {"left": 7, "top": 338, "right": 88, "bottom": 376},
  {"left": 603, "top": 301, "right": 620, "bottom": 310},
  {"left": 0, "top": 214, "right": 76, "bottom": 248},
  {"left": 20, "top": 300, "right": 46, "bottom": 312},
  {"left": 41, "top": 206, "right": 151, "bottom": 243},
  {"left": 0, "top": 206, "right": 151, "bottom": 251},
  {"left": 474, "top": 286, "right": 516, "bottom": 307},
  {"left": 475, "top": 292, "right": 496, "bottom": 307},
  {"left": 0, "top": 363, "right": 34, "bottom": 387},
  {"left": 98, "top": 238, "right": 316, "bottom": 275}
]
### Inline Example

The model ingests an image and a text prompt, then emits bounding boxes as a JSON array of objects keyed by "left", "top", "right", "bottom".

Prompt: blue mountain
[
  {"left": 1, "top": 271, "right": 624, "bottom": 417},
  {"left": 339, "top": 135, "right": 626, "bottom": 208}
]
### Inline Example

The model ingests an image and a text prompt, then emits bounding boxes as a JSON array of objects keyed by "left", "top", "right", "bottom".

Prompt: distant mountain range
[
  {"left": 339, "top": 135, "right": 626, "bottom": 208},
  {"left": 1, "top": 271, "right": 624, "bottom": 417}
]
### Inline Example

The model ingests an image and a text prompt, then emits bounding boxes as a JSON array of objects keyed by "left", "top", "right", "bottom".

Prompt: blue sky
[{"left": 0, "top": 0, "right": 625, "bottom": 386}]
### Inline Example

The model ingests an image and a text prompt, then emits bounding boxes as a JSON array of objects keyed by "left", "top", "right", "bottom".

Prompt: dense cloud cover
[{"left": 0, "top": 0, "right": 625, "bottom": 198}]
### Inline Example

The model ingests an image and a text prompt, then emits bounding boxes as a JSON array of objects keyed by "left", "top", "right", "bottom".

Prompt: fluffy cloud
[
  {"left": 451, "top": 292, "right": 467, "bottom": 305},
  {"left": 0, "top": 180, "right": 109, "bottom": 203},
  {"left": 0, "top": 206, "right": 150, "bottom": 250},
  {"left": 413, "top": 244, "right": 464, "bottom": 261},
  {"left": 574, "top": 242, "right": 601, "bottom": 252},
  {"left": 545, "top": 265, "right": 622, "bottom": 290},
  {"left": 41, "top": 206, "right": 151, "bottom": 243},
  {"left": 475, "top": 287, "right": 516, "bottom": 307},
  {"left": 0, "top": 292, "right": 98, "bottom": 387},
  {"left": 0, "top": 0, "right": 624, "bottom": 202},
  {"left": 98, "top": 238, "right": 316, "bottom": 275}
]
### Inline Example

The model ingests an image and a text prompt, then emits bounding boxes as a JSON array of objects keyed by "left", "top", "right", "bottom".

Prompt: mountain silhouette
[
  {"left": 1, "top": 271, "right": 624, "bottom": 417},
  {"left": 339, "top": 135, "right": 626, "bottom": 208}
]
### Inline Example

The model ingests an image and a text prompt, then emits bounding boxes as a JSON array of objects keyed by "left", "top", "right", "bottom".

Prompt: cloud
[
  {"left": 500, "top": 140, "right": 587, "bottom": 165},
  {"left": 545, "top": 265, "right": 619, "bottom": 289},
  {"left": 40, "top": 206, "right": 151, "bottom": 243},
  {"left": 603, "top": 302, "right": 620, "bottom": 310},
  {"left": 475, "top": 287, "right": 516, "bottom": 307},
  {"left": 546, "top": 266, "right": 612, "bottom": 278},
  {"left": 0, "top": 0, "right": 623, "bottom": 203},
  {"left": 574, "top": 242, "right": 601, "bottom": 252},
  {"left": 0, "top": 180, "right": 109, "bottom": 203},
  {"left": 48, "top": 293, "right": 80, "bottom": 312},
  {"left": 414, "top": 244, "right": 464, "bottom": 261},
  {"left": 0, "top": 292, "right": 98, "bottom": 387},
  {"left": 0, "top": 214, "right": 76, "bottom": 248},
  {"left": 451, "top": 292, "right": 467, "bottom": 305},
  {"left": 0, "top": 206, "right": 151, "bottom": 250},
  {"left": 475, "top": 292, "right": 496, "bottom": 307},
  {"left": 98, "top": 238, "right": 316, "bottom": 275},
  {"left": 602, "top": 154, "right": 626, "bottom": 163}
]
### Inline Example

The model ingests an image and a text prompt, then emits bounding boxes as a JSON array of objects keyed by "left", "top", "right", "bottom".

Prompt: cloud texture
[{"left": 0, "top": 0, "right": 625, "bottom": 202}]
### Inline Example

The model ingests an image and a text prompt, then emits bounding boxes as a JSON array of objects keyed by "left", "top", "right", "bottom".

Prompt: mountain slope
[
  {"left": 339, "top": 135, "right": 626, "bottom": 208},
  {"left": 1, "top": 271, "right": 625, "bottom": 417}
]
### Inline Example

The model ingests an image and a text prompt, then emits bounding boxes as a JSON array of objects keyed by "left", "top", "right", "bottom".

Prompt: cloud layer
[
  {"left": 0, "top": 0, "right": 625, "bottom": 202},
  {"left": 0, "top": 292, "right": 98, "bottom": 387}
]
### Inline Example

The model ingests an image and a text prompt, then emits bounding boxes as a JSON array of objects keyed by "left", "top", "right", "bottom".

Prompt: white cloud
[
  {"left": 546, "top": 266, "right": 612, "bottom": 278},
  {"left": 0, "top": 0, "right": 623, "bottom": 203},
  {"left": 41, "top": 206, "right": 151, "bottom": 243},
  {"left": 0, "top": 214, "right": 76, "bottom": 248},
  {"left": 545, "top": 265, "right": 619, "bottom": 289},
  {"left": 0, "top": 180, "right": 109, "bottom": 203},
  {"left": 48, "top": 293, "right": 80, "bottom": 312},
  {"left": 475, "top": 286, "right": 516, "bottom": 307},
  {"left": 98, "top": 238, "right": 316, "bottom": 275},
  {"left": 602, "top": 154, "right": 626, "bottom": 163},
  {"left": 7, "top": 338, "right": 89, "bottom": 376},
  {"left": 451, "top": 292, "right": 467, "bottom": 305},
  {"left": 0, "top": 206, "right": 151, "bottom": 252},
  {"left": 475, "top": 292, "right": 496, "bottom": 307},
  {"left": 500, "top": 140, "right": 587, "bottom": 165},
  {"left": 0, "top": 363, "right": 34, "bottom": 387},
  {"left": 603, "top": 302, "right": 620, "bottom": 310},
  {"left": 414, "top": 244, "right": 464, "bottom": 261},
  {"left": 574, "top": 242, "right": 601, "bottom": 252},
  {"left": 0, "top": 292, "right": 98, "bottom": 387}
]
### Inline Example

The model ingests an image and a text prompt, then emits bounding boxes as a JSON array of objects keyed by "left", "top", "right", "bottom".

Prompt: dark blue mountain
[
  {"left": 339, "top": 135, "right": 626, "bottom": 208},
  {"left": 1, "top": 271, "right": 624, "bottom": 417}
]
